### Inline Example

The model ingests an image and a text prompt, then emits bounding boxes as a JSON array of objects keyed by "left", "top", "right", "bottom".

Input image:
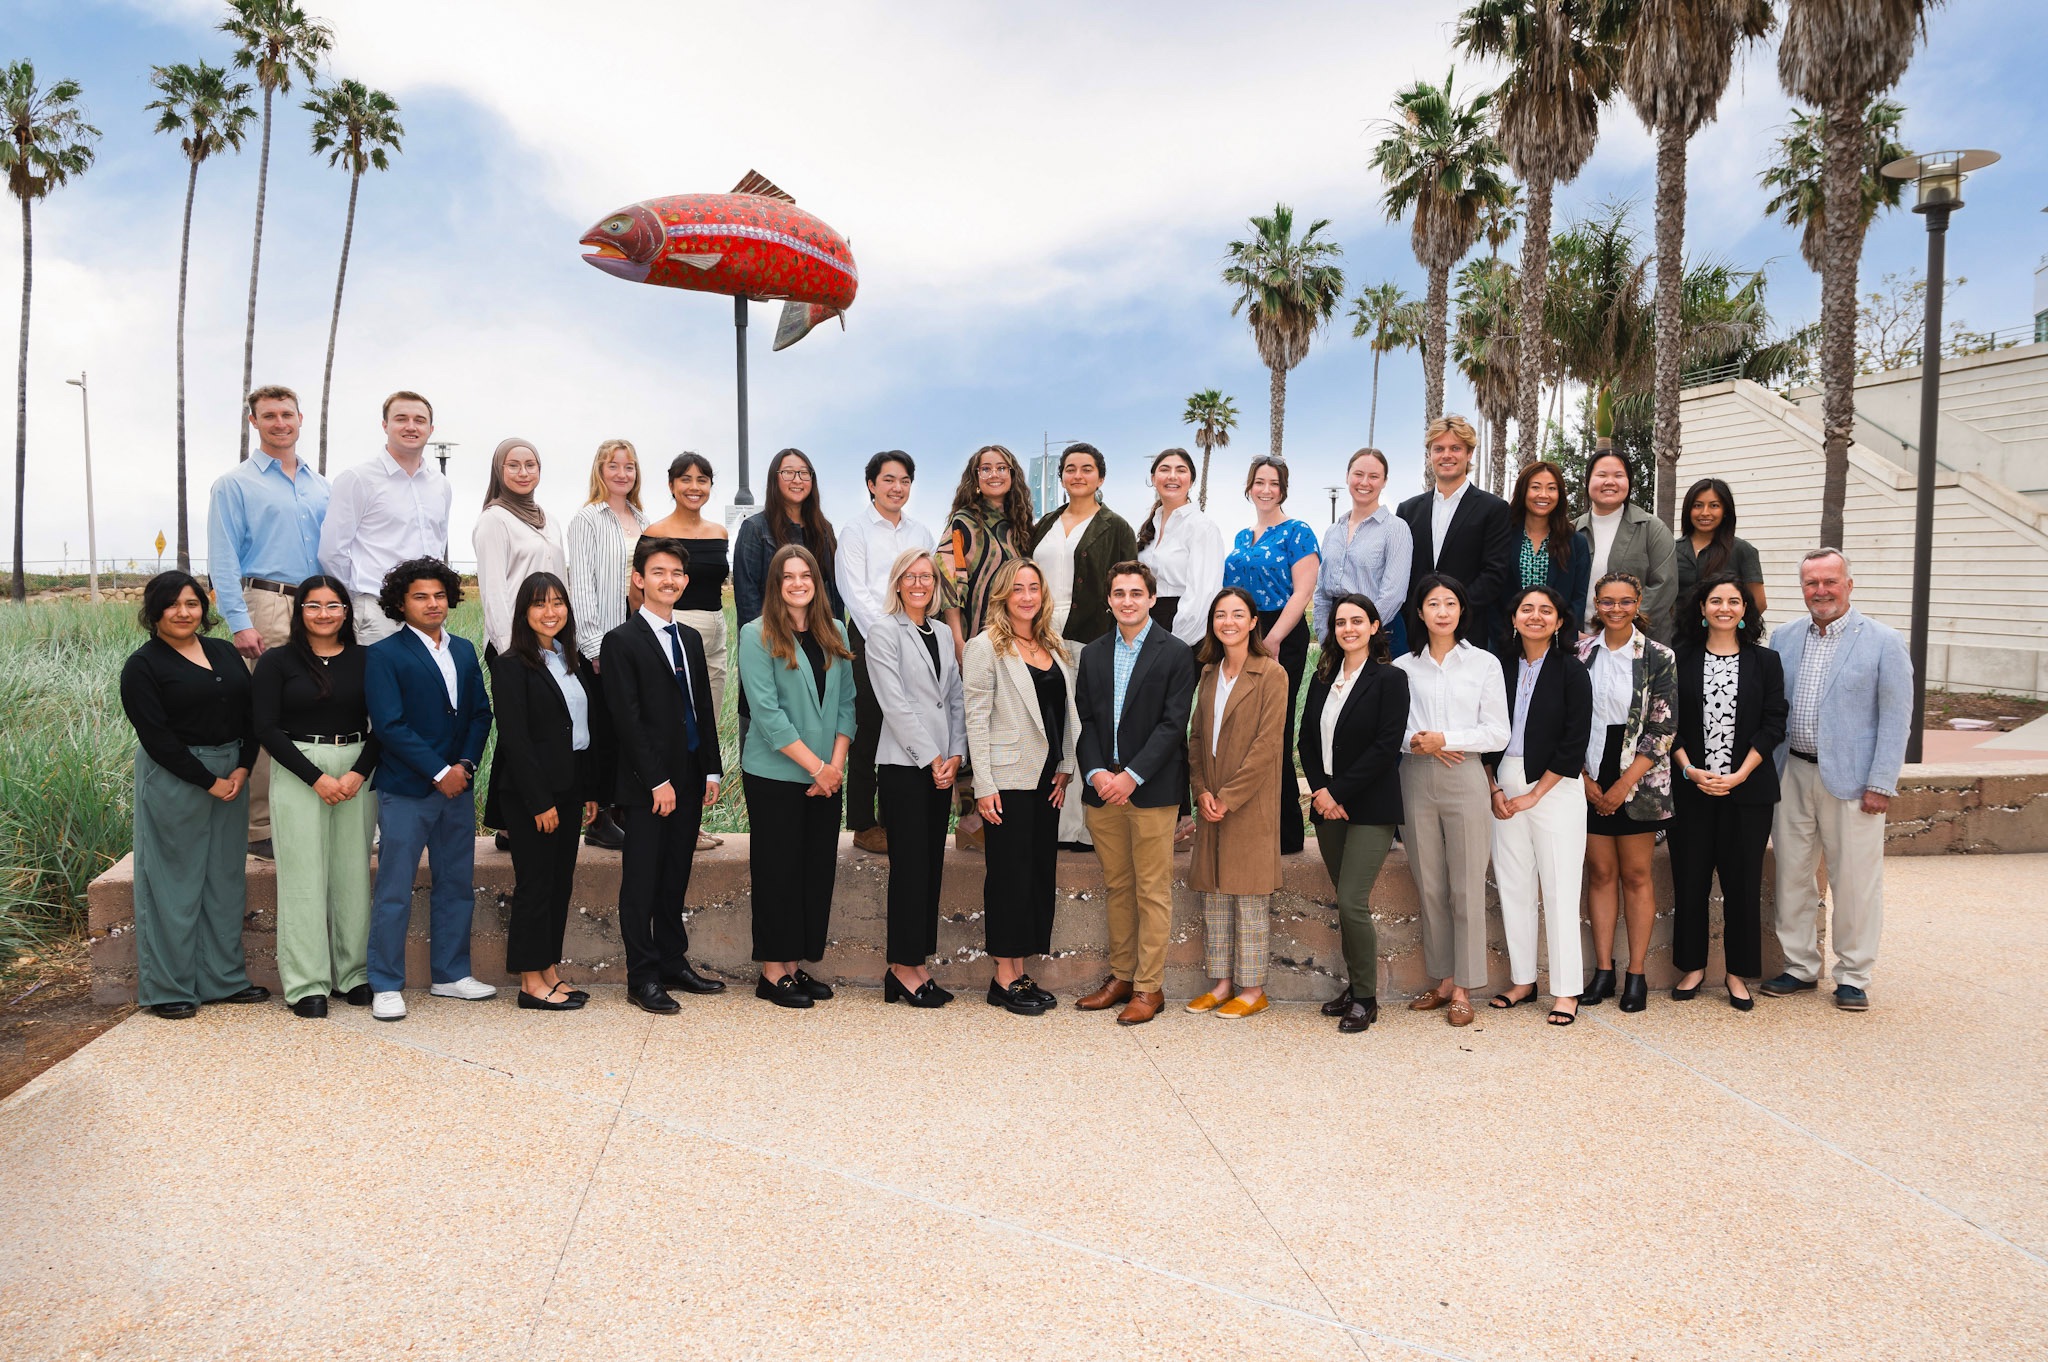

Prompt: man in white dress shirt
[
  {"left": 319, "top": 392, "right": 452, "bottom": 644},
  {"left": 835, "top": 451, "right": 935, "bottom": 854}
]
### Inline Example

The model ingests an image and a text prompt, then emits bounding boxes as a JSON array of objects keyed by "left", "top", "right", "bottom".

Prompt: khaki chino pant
[
  {"left": 1085, "top": 801, "right": 1177, "bottom": 993},
  {"left": 1772, "top": 758, "right": 1886, "bottom": 991},
  {"left": 240, "top": 587, "right": 293, "bottom": 842}
]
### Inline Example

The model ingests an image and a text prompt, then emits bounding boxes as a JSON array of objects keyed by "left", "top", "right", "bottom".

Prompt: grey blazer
[
  {"left": 962, "top": 632, "right": 1080, "bottom": 799},
  {"left": 865, "top": 611, "right": 967, "bottom": 769},
  {"left": 1575, "top": 502, "right": 1678, "bottom": 642},
  {"left": 1770, "top": 607, "right": 1914, "bottom": 800}
]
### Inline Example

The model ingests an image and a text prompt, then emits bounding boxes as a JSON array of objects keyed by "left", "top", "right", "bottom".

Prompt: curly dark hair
[
  {"left": 138, "top": 571, "right": 218, "bottom": 634},
  {"left": 1676, "top": 574, "right": 1764, "bottom": 652},
  {"left": 377, "top": 557, "right": 463, "bottom": 622}
]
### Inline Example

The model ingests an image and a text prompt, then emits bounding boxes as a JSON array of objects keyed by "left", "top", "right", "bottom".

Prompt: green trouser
[
  {"left": 270, "top": 741, "right": 377, "bottom": 1003},
  {"left": 132, "top": 742, "right": 252, "bottom": 1008},
  {"left": 1315, "top": 818, "right": 1395, "bottom": 999}
]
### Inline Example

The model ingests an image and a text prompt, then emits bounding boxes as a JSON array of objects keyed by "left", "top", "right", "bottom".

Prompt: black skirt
[{"left": 1587, "top": 722, "right": 1666, "bottom": 836}]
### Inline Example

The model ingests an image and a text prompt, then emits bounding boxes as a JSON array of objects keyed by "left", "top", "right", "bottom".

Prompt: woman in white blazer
[
  {"left": 962, "top": 559, "right": 1080, "bottom": 1016},
  {"left": 866, "top": 549, "right": 968, "bottom": 1007}
]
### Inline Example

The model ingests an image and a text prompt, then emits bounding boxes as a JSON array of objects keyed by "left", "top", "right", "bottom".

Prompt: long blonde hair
[
  {"left": 985, "top": 559, "right": 1068, "bottom": 663},
  {"left": 882, "top": 549, "right": 938, "bottom": 618},
  {"left": 584, "top": 438, "right": 643, "bottom": 508},
  {"left": 759, "top": 544, "right": 851, "bottom": 669}
]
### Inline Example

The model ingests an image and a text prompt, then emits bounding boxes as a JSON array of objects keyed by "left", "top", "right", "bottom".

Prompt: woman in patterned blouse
[{"left": 1222, "top": 455, "right": 1321, "bottom": 855}]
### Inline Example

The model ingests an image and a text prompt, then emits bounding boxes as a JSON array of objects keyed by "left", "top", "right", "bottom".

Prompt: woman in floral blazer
[{"left": 1575, "top": 571, "right": 1678, "bottom": 1013}]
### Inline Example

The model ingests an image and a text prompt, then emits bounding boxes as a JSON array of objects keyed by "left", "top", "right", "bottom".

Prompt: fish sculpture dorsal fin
[{"left": 731, "top": 169, "right": 795, "bottom": 203}]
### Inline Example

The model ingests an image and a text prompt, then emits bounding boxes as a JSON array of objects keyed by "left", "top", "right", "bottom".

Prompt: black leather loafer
[
  {"left": 791, "top": 969, "right": 833, "bottom": 1001},
  {"left": 210, "top": 985, "right": 271, "bottom": 1005},
  {"left": 629, "top": 982, "right": 680, "bottom": 1014},
  {"left": 290, "top": 995, "right": 328, "bottom": 1018},
  {"left": 662, "top": 962, "right": 727, "bottom": 994},
  {"left": 333, "top": 984, "right": 373, "bottom": 1007},
  {"left": 755, "top": 975, "right": 814, "bottom": 1009},
  {"left": 1321, "top": 986, "right": 1355, "bottom": 1018},
  {"left": 149, "top": 1001, "right": 198, "bottom": 1020}
]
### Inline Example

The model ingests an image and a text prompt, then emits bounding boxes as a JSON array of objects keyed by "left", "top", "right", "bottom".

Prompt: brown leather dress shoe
[
  {"left": 1116, "top": 991, "right": 1165, "bottom": 1025},
  {"left": 1408, "top": 987, "right": 1451, "bottom": 1011},
  {"left": 1077, "top": 976, "right": 1134, "bottom": 1011}
]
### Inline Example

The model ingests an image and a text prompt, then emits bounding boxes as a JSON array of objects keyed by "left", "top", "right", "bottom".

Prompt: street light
[
  {"left": 1879, "top": 148, "right": 1999, "bottom": 764},
  {"left": 1040, "top": 434, "right": 1084, "bottom": 517},
  {"left": 64, "top": 372, "right": 99, "bottom": 603},
  {"left": 1324, "top": 485, "right": 1341, "bottom": 524},
  {"left": 427, "top": 440, "right": 459, "bottom": 476}
]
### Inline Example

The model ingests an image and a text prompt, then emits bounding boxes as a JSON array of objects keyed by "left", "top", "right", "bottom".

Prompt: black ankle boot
[
  {"left": 1619, "top": 972, "right": 1648, "bottom": 1013},
  {"left": 1582, "top": 968, "right": 1616, "bottom": 1005}
]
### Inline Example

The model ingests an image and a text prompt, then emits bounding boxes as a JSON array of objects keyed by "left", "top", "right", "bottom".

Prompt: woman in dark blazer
[
  {"left": 1669, "top": 575, "right": 1787, "bottom": 1010},
  {"left": 1503, "top": 460, "right": 1591, "bottom": 651},
  {"left": 1298, "top": 593, "right": 1409, "bottom": 1034},
  {"left": 1484, "top": 585, "right": 1593, "bottom": 1026},
  {"left": 488, "top": 572, "right": 611, "bottom": 1011}
]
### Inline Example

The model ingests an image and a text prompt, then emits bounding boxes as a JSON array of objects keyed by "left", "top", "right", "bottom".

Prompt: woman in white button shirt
[
  {"left": 1392, "top": 573, "right": 1509, "bottom": 1028},
  {"left": 474, "top": 439, "right": 569, "bottom": 658},
  {"left": 1134, "top": 448, "right": 1224, "bottom": 647}
]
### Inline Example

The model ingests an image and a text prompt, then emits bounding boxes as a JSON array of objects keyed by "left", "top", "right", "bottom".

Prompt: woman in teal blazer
[{"left": 738, "top": 544, "right": 859, "bottom": 1008}]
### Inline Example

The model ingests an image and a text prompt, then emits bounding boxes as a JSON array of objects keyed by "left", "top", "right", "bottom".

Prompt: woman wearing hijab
[{"left": 474, "top": 438, "right": 568, "bottom": 657}]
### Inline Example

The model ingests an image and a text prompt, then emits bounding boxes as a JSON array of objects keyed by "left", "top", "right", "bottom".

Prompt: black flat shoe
[
  {"left": 290, "top": 995, "right": 328, "bottom": 1018},
  {"left": 1726, "top": 980, "right": 1755, "bottom": 1012},
  {"left": 333, "top": 984, "right": 373, "bottom": 1006},
  {"left": 150, "top": 1001, "right": 197, "bottom": 1020},
  {"left": 1672, "top": 977, "right": 1702, "bottom": 1001},
  {"left": 986, "top": 978, "right": 1050, "bottom": 1015},
  {"left": 1337, "top": 997, "right": 1379, "bottom": 1033},
  {"left": 884, "top": 972, "right": 949, "bottom": 1008},
  {"left": 1618, "top": 972, "right": 1648, "bottom": 1013},
  {"left": 791, "top": 969, "right": 833, "bottom": 1001},
  {"left": 629, "top": 982, "right": 680, "bottom": 1015},
  {"left": 1321, "top": 986, "right": 1356, "bottom": 1018},
  {"left": 662, "top": 962, "right": 727, "bottom": 994},
  {"left": 755, "top": 974, "right": 814, "bottom": 1009},
  {"left": 1016, "top": 974, "right": 1054, "bottom": 1009},
  {"left": 1582, "top": 968, "right": 1615, "bottom": 1005},
  {"left": 520, "top": 988, "right": 580, "bottom": 1012},
  {"left": 210, "top": 984, "right": 270, "bottom": 1005},
  {"left": 493, "top": 830, "right": 511, "bottom": 852}
]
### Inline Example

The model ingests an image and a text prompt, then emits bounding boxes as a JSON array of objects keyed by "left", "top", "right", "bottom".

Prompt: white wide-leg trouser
[{"left": 1490, "top": 755, "right": 1587, "bottom": 997}]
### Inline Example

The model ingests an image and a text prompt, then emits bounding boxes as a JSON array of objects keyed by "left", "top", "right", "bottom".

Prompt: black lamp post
[{"left": 1879, "top": 149, "right": 1998, "bottom": 765}]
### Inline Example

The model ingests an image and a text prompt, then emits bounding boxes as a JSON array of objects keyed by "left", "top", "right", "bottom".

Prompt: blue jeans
[{"left": 369, "top": 788, "right": 477, "bottom": 992}]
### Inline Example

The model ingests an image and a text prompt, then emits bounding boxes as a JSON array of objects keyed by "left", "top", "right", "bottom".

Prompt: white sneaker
[
  {"left": 371, "top": 991, "right": 406, "bottom": 1021},
  {"left": 430, "top": 976, "right": 498, "bottom": 1001}
]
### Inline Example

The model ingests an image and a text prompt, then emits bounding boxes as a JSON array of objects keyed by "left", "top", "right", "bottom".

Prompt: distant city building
[
  {"left": 1027, "top": 452, "right": 1059, "bottom": 517},
  {"left": 2035, "top": 253, "right": 2047, "bottom": 344}
]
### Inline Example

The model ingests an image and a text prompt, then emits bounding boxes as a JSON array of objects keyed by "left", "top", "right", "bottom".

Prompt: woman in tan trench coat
[{"left": 1184, "top": 586, "right": 1288, "bottom": 1019}]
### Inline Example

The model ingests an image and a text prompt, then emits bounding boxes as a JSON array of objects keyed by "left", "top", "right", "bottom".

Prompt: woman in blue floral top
[{"left": 1223, "top": 456, "right": 1321, "bottom": 854}]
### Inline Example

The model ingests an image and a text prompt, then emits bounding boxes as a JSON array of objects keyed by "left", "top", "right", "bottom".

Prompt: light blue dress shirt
[
  {"left": 1314, "top": 505, "right": 1412, "bottom": 640},
  {"left": 1085, "top": 619, "right": 1153, "bottom": 786},
  {"left": 205, "top": 451, "right": 330, "bottom": 633},
  {"left": 542, "top": 643, "right": 592, "bottom": 752}
]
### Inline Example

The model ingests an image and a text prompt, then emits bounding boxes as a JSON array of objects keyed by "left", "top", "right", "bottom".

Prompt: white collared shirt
[
  {"left": 1139, "top": 503, "right": 1226, "bottom": 648},
  {"left": 1393, "top": 639, "right": 1510, "bottom": 753},
  {"left": 1211, "top": 666, "right": 1238, "bottom": 757},
  {"left": 639, "top": 605, "right": 717, "bottom": 791},
  {"left": 318, "top": 449, "right": 453, "bottom": 596},
  {"left": 836, "top": 501, "right": 935, "bottom": 638},
  {"left": 542, "top": 643, "right": 591, "bottom": 752},
  {"left": 1429, "top": 479, "right": 1470, "bottom": 565},
  {"left": 1320, "top": 657, "right": 1365, "bottom": 775},
  {"left": 1586, "top": 631, "right": 1636, "bottom": 774}
]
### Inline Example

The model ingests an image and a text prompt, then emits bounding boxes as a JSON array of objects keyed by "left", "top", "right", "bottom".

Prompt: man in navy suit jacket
[{"left": 363, "top": 558, "right": 494, "bottom": 1021}]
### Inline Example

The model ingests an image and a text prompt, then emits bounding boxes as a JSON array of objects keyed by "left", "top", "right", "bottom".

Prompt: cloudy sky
[{"left": 2, "top": 0, "right": 2043, "bottom": 574}]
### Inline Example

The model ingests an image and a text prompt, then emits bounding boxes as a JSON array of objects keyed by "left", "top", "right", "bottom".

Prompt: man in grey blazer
[{"left": 1761, "top": 549, "right": 1913, "bottom": 1011}]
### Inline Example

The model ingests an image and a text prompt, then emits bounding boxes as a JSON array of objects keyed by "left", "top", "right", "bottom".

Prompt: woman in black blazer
[
  {"left": 1299, "top": 594, "right": 1409, "bottom": 1034},
  {"left": 1668, "top": 575, "right": 1786, "bottom": 1010},
  {"left": 488, "top": 572, "right": 612, "bottom": 1011}
]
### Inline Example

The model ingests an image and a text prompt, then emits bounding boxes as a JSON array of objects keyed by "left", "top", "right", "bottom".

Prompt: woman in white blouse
[
  {"left": 1392, "top": 573, "right": 1509, "bottom": 1028},
  {"left": 565, "top": 439, "right": 648, "bottom": 668},
  {"left": 1135, "top": 448, "right": 1225, "bottom": 649},
  {"left": 474, "top": 438, "right": 567, "bottom": 657}
]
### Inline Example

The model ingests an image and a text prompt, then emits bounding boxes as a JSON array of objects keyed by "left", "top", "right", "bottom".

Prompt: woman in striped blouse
[{"left": 565, "top": 438, "right": 648, "bottom": 851}]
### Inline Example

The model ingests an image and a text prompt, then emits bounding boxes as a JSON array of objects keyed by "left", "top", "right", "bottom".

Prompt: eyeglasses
[
  {"left": 299, "top": 601, "right": 348, "bottom": 613},
  {"left": 777, "top": 468, "right": 813, "bottom": 483},
  {"left": 899, "top": 573, "right": 935, "bottom": 586},
  {"left": 1594, "top": 597, "right": 1638, "bottom": 610}
]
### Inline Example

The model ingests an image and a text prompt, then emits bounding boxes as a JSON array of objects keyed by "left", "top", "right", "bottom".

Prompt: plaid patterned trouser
[{"left": 1202, "top": 893, "right": 1271, "bottom": 988}]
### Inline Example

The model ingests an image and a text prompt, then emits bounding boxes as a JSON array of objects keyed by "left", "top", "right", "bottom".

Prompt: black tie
[{"left": 665, "top": 624, "right": 701, "bottom": 753}]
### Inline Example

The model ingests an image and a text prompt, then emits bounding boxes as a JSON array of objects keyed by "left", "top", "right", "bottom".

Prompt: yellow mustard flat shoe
[
  {"left": 1216, "top": 994, "right": 1269, "bottom": 1018},
  {"left": 1185, "top": 991, "right": 1227, "bottom": 1014}
]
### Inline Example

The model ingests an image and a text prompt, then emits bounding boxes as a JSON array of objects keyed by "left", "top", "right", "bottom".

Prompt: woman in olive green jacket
[{"left": 1028, "top": 441, "right": 1138, "bottom": 647}]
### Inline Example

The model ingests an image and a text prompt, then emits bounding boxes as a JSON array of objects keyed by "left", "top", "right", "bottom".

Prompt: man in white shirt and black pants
[
  {"left": 835, "top": 451, "right": 935, "bottom": 854},
  {"left": 319, "top": 392, "right": 452, "bottom": 645}
]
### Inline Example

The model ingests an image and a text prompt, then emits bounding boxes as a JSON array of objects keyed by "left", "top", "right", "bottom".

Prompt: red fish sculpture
[{"left": 579, "top": 171, "right": 858, "bottom": 350}]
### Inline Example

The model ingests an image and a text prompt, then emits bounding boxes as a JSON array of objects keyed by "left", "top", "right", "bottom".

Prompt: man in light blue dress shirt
[{"left": 205, "top": 384, "right": 330, "bottom": 854}]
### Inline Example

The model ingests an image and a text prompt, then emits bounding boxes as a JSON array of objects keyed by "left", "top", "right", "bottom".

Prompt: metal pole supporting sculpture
[{"left": 579, "top": 170, "right": 859, "bottom": 511}]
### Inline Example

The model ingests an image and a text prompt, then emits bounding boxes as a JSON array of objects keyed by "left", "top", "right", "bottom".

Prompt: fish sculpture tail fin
[
  {"left": 772, "top": 300, "right": 844, "bottom": 352},
  {"left": 732, "top": 170, "right": 796, "bottom": 203}
]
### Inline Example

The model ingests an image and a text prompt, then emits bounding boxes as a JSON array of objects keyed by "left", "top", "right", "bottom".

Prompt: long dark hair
[
  {"left": 1194, "top": 585, "right": 1270, "bottom": 667},
  {"left": 1135, "top": 448, "right": 1197, "bottom": 552},
  {"left": 1503, "top": 583, "right": 1570, "bottom": 656},
  {"left": 1510, "top": 460, "right": 1575, "bottom": 568},
  {"left": 1408, "top": 572, "right": 1470, "bottom": 652},
  {"left": 759, "top": 544, "right": 851, "bottom": 669},
  {"left": 507, "top": 572, "right": 578, "bottom": 670},
  {"left": 1681, "top": 477, "right": 1740, "bottom": 580},
  {"left": 1316, "top": 593, "right": 1391, "bottom": 680},
  {"left": 138, "top": 571, "right": 218, "bottom": 634},
  {"left": 288, "top": 573, "right": 356, "bottom": 698},
  {"left": 761, "top": 447, "right": 837, "bottom": 579},
  {"left": 948, "top": 444, "right": 1033, "bottom": 548},
  {"left": 1677, "top": 574, "right": 1763, "bottom": 652}
]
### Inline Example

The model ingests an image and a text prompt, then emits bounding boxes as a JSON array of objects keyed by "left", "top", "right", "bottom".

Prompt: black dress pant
[
  {"left": 1668, "top": 789, "right": 1773, "bottom": 978},
  {"left": 982, "top": 776, "right": 1060, "bottom": 957},
  {"left": 846, "top": 621, "right": 883, "bottom": 832},
  {"left": 618, "top": 774, "right": 705, "bottom": 988},
  {"left": 878, "top": 764, "right": 948, "bottom": 965},
  {"left": 504, "top": 790, "right": 583, "bottom": 972},
  {"left": 745, "top": 772, "right": 842, "bottom": 962},
  {"left": 1257, "top": 609, "right": 1309, "bottom": 855}
]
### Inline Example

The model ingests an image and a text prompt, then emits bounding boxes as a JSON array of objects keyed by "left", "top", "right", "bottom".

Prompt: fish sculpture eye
[{"left": 604, "top": 217, "right": 631, "bottom": 234}]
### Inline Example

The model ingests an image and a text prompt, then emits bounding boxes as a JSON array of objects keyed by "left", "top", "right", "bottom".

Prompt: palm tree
[
  {"left": 1607, "top": 0, "right": 1775, "bottom": 524},
  {"left": 1778, "top": 0, "right": 1939, "bottom": 548},
  {"left": 1371, "top": 71, "right": 1512, "bottom": 425},
  {"left": 1454, "top": 256, "right": 1521, "bottom": 493},
  {"left": 1455, "top": 2, "right": 1616, "bottom": 470},
  {"left": 1758, "top": 97, "right": 1908, "bottom": 269},
  {"left": 1182, "top": 390, "right": 1240, "bottom": 511},
  {"left": 1545, "top": 201, "right": 1655, "bottom": 419},
  {"left": 1348, "top": 281, "right": 1424, "bottom": 445},
  {"left": 305, "top": 79, "right": 402, "bottom": 475},
  {"left": 1221, "top": 204, "right": 1346, "bottom": 459},
  {"left": 221, "top": 0, "right": 333, "bottom": 462},
  {"left": 1480, "top": 182, "right": 1524, "bottom": 259},
  {"left": 1, "top": 62, "right": 99, "bottom": 602},
  {"left": 149, "top": 61, "right": 256, "bottom": 571}
]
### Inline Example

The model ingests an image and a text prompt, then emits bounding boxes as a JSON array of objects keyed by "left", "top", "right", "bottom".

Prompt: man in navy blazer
[
  {"left": 1395, "top": 415, "right": 1515, "bottom": 647},
  {"left": 1761, "top": 549, "right": 1912, "bottom": 1012},
  {"left": 363, "top": 558, "right": 495, "bottom": 1021}
]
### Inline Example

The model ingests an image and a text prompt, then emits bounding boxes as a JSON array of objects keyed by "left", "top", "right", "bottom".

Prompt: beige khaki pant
[
  {"left": 352, "top": 593, "right": 400, "bottom": 645},
  {"left": 673, "top": 607, "right": 728, "bottom": 715},
  {"left": 241, "top": 588, "right": 294, "bottom": 843},
  {"left": 1085, "top": 801, "right": 1177, "bottom": 993},
  {"left": 1773, "top": 758, "right": 1886, "bottom": 990},
  {"left": 1399, "top": 754, "right": 1493, "bottom": 988}
]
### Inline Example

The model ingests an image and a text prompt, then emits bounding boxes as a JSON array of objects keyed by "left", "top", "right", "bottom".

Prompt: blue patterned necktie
[{"left": 665, "top": 624, "right": 700, "bottom": 754}]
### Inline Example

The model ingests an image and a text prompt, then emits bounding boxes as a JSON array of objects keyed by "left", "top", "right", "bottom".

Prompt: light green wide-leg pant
[
  {"left": 132, "top": 742, "right": 252, "bottom": 1008},
  {"left": 269, "top": 741, "right": 377, "bottom": 1004}
]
